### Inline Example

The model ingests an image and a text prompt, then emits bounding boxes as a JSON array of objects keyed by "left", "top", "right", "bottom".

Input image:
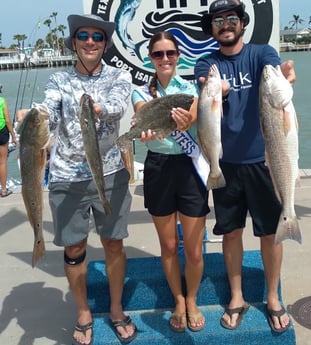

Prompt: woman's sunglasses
[
  {"left": 75, "top": 31, "right": 105, "bottom": 42},
  {"left": 150, "top": 50, "right": 179, "bottom": 60}
]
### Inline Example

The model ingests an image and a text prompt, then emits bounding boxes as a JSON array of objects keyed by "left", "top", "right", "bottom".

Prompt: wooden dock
[{"left": 0, "top": 55, "right": 77, "bottom": 71}]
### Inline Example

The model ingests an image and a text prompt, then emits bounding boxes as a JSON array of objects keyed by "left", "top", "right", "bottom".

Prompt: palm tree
[
  {"left": 289, "top": 15, "right": 304, "bottom": 29},
  {"left": 13, "top": 34, "right": 28, "bottom": 50},
  {"left": 43, "top": 18, "right": 52, "bottom": 31},
  {"left": 43, "top": 18, "right": 53, "bottom": 49},
  {"left": 50, "top": 12, "right": 60, "bottom": 54},
  {"left": 35, "top": 38, "right": 45, "bottom": 49},
  {"left": 57, "top": 24, "right": 67, "bottom": 55}
]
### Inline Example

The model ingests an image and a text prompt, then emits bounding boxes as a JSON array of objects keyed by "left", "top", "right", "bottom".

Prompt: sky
[{"left": 0, "top": 0, "right": 310, "bottom": 48}]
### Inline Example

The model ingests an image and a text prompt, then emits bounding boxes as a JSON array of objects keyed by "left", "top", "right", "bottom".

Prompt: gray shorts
[{"left": 49, "top": 169, "right": 132, "bottom": 246}]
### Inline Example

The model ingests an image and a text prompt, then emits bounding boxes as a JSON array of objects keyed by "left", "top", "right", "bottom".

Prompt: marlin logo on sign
[
  {"left": 87, "top": 0, "right": 276, "bottom": 85},
  {"left": 115, "top": 0, "right": 147, "bottom": 60}
]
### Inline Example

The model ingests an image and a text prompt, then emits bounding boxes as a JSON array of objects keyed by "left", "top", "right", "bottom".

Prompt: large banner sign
[{"left": 83, "top": 0, "right": 279, "bottom": 86}]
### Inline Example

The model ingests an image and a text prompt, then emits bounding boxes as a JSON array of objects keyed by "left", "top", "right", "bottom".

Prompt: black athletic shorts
[
  {"left": 0, "top": 126, "right": 9, "bottom": 145},
  {"left": 143, "top": 151, "right": 210, "bottom": 217},
  {"left": 212, "top": 161, "right": 281, "bottom": 237}
]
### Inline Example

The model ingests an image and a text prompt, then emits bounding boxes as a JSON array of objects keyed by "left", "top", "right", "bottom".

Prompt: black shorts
[
  {"left": 143, "top": 151, "right": 210, "bottom": 217},
  {"left": 0, "top": 126, "right": 9, "bottom": 145},
  {"left": 212, "top": 162, "right": 281, "bottom": 237}
]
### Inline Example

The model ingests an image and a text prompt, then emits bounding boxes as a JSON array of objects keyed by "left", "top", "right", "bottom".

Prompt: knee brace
[{"left": 64, "top": 250, "right": 86, "bottom": 265}]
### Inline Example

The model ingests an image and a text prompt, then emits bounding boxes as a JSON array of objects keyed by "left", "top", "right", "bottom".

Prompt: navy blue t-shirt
[{"left": 194, "top": 44, "right": 281, "bottom": 164}]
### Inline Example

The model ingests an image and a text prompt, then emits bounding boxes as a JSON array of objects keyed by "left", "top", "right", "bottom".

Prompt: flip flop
[
  {"left": 1, "top": 189, "right": 12, "bottom": 197},
  {"left": 72, "top": 321, "right": 93, "bottom": 345},
  {"left": 169, "top": 312, "right": 187, "bottom": 332},
  {"left": 267, "top": 305, "right": 291, "bottom": 333},
  {"left": 220, "top": 302, "right": 250, "bottom": 330},
  {"left": 187, "top": 311, "right": 205, "bottom": 332},
  {"left": 110, "top": 315, "right": 138, "bottom": 343}
]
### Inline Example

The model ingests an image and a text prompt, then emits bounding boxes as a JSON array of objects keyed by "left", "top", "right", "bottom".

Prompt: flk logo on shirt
[{"left": 85, "top": 0, "right": 276, "bottom": 85}]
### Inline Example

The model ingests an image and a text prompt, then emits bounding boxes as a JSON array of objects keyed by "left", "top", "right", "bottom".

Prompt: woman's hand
[
  {"left": 171, "top": 107, "right": 192, "bottom": 131},
  {"left": 140, "top": 129, "right": 157, "bottom": 141}
]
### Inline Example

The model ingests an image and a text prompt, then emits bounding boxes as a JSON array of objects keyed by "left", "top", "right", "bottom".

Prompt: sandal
[
  {"left": 169, "top": 312, "right": 187, "bottom": 332},
  {"left": 220, "top": 302, "right": 250, "bottom": 330},
  {"left": 72, "top": 321, "right": 93, "bottom": 345},
  {"left": 267, "top": 305, "right": 291, "bottom": 333},
  {"left": 110, "top": 315, "right": 137, "bottom": 343},
  {"left": 187, "top": 311, "right": 205, "bottom": 332},
  {"left": 1, "top": 189, "right": 12, "bottom": 197}
]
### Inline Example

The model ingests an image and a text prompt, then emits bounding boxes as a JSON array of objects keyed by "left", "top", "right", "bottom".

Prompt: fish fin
[
  {"left": 100, "top": 195, "right": 112, "bottom": 215},
  {"left": 211, "top": 99, "right": 221, "bottom": 113},
  {"left": 103, "top": 202, "right": 112, "bottom": 215},
  {"left": 39, "top": 149, "right": 47, "bottom": 171},
  {"left": 274, "top": 215, "right": 302, "bottom": 244},
  {"left": 116, "top": 134, "right": 132, "bottom": 152},
  {"left": 32, "top": 233, "right": 46, "bottom": 267},
  {"left": 282, "top": 109, "right": 292, "bottom": 134}
]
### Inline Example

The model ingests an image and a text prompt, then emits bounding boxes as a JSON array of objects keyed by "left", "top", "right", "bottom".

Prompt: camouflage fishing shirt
[{"left": 43, "top": 61, "right": 132, "bottom": 183}]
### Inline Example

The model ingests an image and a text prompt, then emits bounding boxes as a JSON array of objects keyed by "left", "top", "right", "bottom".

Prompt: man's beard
[{"left": 217, "top": 28, "right": 244, "bottom": 47}]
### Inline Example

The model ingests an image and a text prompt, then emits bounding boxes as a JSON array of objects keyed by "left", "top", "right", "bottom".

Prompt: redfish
[
  {"left": 18, "top": 104, "right": 50, "bottom": 267},
  {"left": 197, "top": 64, "right": 226, "bottom": 190},
  {"left": 259, "top": 64, "right": 301, "bottom": 244},
  {"left": 78, "top": 94, "right": 112, "bottom": 215}
]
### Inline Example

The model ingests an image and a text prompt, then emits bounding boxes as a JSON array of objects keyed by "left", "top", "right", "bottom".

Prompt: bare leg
[
  {"left": 221, "top": 228, "right": 247, "bottom": 328},
  {"left": 65, "top": 240, "right": 93, "bottom": 345},
  {"left": 152, "top": 213, "right": 187, "bottom": 330},
  {"left": 261, "top": 234, "right": 290, "bottom": 330},
  {"left": 179, "top": 212, "right": 206, "bottom": 329},
  {"left": 0, "top": 143, "right": 8, "bottom": 193},
  {"left": 101, "top": 238, "right": 136, "bottom": 340}
]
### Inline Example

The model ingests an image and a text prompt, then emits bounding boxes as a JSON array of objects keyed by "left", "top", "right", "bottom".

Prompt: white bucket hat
[{"left": 64, "top": 14, "right": 115, "bottom": 50}]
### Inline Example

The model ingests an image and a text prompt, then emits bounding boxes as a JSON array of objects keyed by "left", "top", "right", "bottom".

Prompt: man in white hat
[{"left": 44, "top": 14, "right": 136, "bottom": 344}]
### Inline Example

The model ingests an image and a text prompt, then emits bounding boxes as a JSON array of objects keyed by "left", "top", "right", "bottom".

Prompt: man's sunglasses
[
  {"left": 211, "top": 15, "right": 240, "bottom": 28},
  {"left": 75, "top": 31, "right": 105, "bottom": 42},
  {"left": 150, "top": 50, "right": 179, "bottom": 60}
]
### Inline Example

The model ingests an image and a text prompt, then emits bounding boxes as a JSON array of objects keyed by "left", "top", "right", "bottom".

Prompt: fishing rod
[
  {"left": 29, "top": 67, "right": 39, "bottom": 107},
  {"left": 13, "top": 68, "right": 25, "bottom": 125}
]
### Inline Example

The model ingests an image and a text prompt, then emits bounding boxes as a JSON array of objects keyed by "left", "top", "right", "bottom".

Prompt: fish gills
[
  {"left": 259, "top": 64, "right": 301, "bottom": 244},
  {"left": 197, "top": 64, "right": 226, "bottom": 190},
  {"left": 18, "top": 105, "right": 50, "bottom": 267},
  {"left": 78, "top": 94, "right": 112, "bottom": 215},
  {"left": 116, "top": 93, "right": 194, "bottom": 148}
]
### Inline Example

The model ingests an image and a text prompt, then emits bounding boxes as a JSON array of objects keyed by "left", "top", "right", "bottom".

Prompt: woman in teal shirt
[{"left": 131, "top": 31, "right": 209, "bottom": 333}]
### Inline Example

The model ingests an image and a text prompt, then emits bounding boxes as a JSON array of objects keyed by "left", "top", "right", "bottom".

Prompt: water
[{"left": 1, "top": 51, "right": 311, "bottom": 187}]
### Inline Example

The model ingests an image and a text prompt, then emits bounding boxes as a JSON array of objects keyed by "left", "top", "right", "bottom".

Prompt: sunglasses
[
  {"left": 150, "top": 50, "right": 179, "bottom": 60},
  {"left": 211, "top": 15, "right": 240, "bottom": 28},
  {"left": 75, "top": 31, "right": 105, "bottom": 42}
]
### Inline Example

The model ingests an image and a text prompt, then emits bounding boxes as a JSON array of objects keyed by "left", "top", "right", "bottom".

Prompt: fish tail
[
  {"left": 116, "top": 134, "right": 132, "bottom": 152},
  {"left": 207, "top": 170, "right": 226, "bottom": 190},
  {"left": 274, "top": 215, "right": 302, "bottom": 244},
  {"left": 32, "top": 234, "right": 46, "bottom": 268}
]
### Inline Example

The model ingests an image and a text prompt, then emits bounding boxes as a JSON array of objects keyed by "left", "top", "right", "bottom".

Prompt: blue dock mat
[
  {"left": 91, "top": 304, "right": 295, "bottom": 345},
  {"left": 87, "top": 250, "right": 276, "bottom": 313}
]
